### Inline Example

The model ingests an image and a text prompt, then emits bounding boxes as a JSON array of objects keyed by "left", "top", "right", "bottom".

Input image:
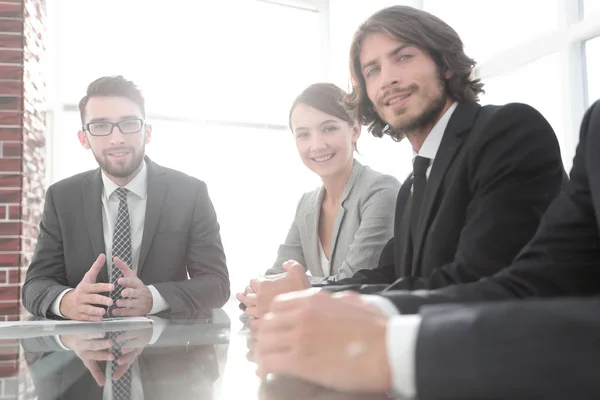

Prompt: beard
[
  {"left": 92, "top": 144, "right": 145, "bottom": 179},
  {"left": 377, "top": 72, "right": 448, "bottom": 140}
]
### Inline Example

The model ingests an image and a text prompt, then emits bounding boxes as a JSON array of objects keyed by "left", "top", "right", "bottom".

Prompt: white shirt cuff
[
  {"left": 361, "top": 295, "right": 400, "bottom": 317},
  {"left": 387, "top": 315, "right": 421, "bottom": 399},
  {"left": 53, "top": 335, "right": 70, "bottom": 350},
  {"left": 51, "top": 288, "right": 74, "bottom": 318},
  {"left": 148, "top": 285, "right": 169, "bottom": 314},
  {"left": 147, "top": 316, "right": 167, "bottom": 344}
]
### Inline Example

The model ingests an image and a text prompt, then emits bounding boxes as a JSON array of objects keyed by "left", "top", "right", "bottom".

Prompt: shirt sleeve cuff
[
  {"left": 53, "top": 335, "right": 71, "bottom": 350},
  {"left": 361, "top": 295, "right": 401, "bottom": 317},
  {"left": 147, "top": 316, "right": 167, "bottom": 344},
  {"left": 148, "top": 285, "right": 170, "bottom": 314},
  {"left": 51, "top": 288, "right": 74, "bottom": 318},
  {"left": 387, "top": 315, "right": 421, "bottom": 399}
]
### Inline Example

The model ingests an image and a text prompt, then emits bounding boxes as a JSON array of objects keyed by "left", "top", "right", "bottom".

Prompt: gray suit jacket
[
  {"left": 266, "top": 161, "right": 400, "bottom": 282},
  {"left": 22, "top": 157, "right": 230, "bottom": 317}
]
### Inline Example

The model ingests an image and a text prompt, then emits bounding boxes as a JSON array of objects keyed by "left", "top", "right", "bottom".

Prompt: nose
[
  {"left": 310, "top": 132, "right": 328, "bottom": 152},
  {"left": 380, "top": 62, "right": 400, "bottom": 91},
  {"left": 109, "top": 126, "right": 126, "bottom": 145}
]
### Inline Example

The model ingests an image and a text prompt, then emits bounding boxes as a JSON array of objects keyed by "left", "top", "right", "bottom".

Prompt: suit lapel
[
  {"left": 303, "top": 187, "right": 324, "bottom": 275},
  {"left": 328, "top": 161, "right": 362, "bottom": 266},
  {"left": 413, "top": 102, "right": 480, "bottom": 270},
  {"left": 82, "top": 169, "right": 108, "bottom": 282},
  {"left": 138, "top": 158, "right": 168, "bottom": 275}
]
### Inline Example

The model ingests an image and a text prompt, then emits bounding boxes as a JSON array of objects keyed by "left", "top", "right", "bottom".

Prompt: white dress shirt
[
  {"left": 51, "top": 161, "right": 169, "bottom": 317},
  {"left": 361, "top": 102, "right": 460, "bottom": 398},
  {"left": 318, "top": 237, "right": 331, "bottom": 277},
  {"left": 412, "top": 101, "right": 458, "bottom": 179}
]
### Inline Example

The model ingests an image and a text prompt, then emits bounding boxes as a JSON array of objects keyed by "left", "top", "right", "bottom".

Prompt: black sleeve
[{"left": 415, "top": 297, "right": 600, "bottom": 400}]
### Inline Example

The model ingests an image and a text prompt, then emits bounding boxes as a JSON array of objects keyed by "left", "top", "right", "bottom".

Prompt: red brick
[
  {"left": 7, "top": 205, "right": 18, "bottom": 220},
  {"left": 0, "top": 4, "right": 22, "bottom": 19},
  {"left": 0, "top": 363, "right": 18, "bottom": 378},
  {"left": 0, "top": 271, "right": 5, "bottom": 282},
  {"left": 7, "top": 269, "right": 18, "bottom": 284},
  {"left": 0, "top": 303, "right": 18, "bottom": 316},
  {"left": 0, "top": 19, "right": 23, "bottom": 34},
  {"left": 0, "top": 286, "right": 19, "bottom": 301},
  {"left": 0, "top": 253, "right": 18, "bottom": 266},
  {"left": 0, "top": 34, "right": 21, "bottom": 50},
  {"left": 0, "top": 174, "right": 20, "bottom": 188},
  {"left": 0, "top": 159, "right": 20, "bottom": 171},
  {"left": 0, "top": 222, "right": 18, "bottom": 235},
  {"left": 0, "top": 82, "right": 21, "bottom": 96},
  {"left": 0, "top": 66, "right": 21, "bottom": 81},
  {"left": 0, "top": 128, "right": 19, "bottom": 140},
  {"left": 0, "top": 50, "right": 22, "bottom": 65},
  {"left": 0, "top": 96, "right": 21, "bottom": 111},
  {"left": 2, "top": 141, "right": 21, "bottom": 157},
  {"left": 0, "top": 112, "right": 21, "bottom": 126},
  {"left": 0, "top": 238, "right": 18, "bottom": 252}
]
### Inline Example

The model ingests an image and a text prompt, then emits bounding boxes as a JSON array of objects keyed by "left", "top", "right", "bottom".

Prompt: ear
[
  {"left": 352, "top": 121, "right": 362, "bottom": 144},
  {"left": 144, "top": 124, "right": 152, "bottom": 144},
  {"left": 444, "top": 70, "right": 453, "bottom": 79},
  {"left": 77, "top": 130, "right": 91, "bottom": 149}
]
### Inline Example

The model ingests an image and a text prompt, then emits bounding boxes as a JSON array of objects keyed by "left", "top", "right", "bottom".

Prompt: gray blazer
[
  {"left": 266, "top": 160, "right": 400, "bottom": 282},
  {"left": 22, "top": 157, "right": 230, "bottom": 317}
]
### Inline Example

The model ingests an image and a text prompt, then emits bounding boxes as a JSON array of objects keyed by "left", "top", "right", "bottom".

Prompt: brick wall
[{"left": 0, "top": 0, "right": 46, "bottom": 397}]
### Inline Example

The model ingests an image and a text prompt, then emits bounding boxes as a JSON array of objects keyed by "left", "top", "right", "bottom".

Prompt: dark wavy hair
[
  {"left": 346, "top": 5, "right": 484, "bottom": 140},
  {"left": 78, "top": 75, "right": 145, "bottom": 125}
]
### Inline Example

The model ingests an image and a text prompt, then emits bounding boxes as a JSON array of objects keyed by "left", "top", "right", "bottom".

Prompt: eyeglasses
[{"left": 83, "top": 118, "right": 145, "bottom": 136}]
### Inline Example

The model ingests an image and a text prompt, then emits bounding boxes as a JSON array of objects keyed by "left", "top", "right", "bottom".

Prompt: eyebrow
[
  {"left": 87, "top": 115, "right": 140, "bottom": 123},
  {"left": 361, "top": 44, "right": 412, "bottom": 73},
  {"left": 294, "top": 119, "right": 340, "bottom": 132}
]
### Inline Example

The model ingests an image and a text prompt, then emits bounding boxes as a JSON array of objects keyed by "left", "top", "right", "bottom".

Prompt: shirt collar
[
  {"left": 101, "top": 160, "right": 148, "bottom": 200},
  {"left": 412, "top": 101, "right": 458, "bottom": 160}
]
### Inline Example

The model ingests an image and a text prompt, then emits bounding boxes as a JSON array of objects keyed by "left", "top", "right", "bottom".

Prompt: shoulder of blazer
[
  {"left": 471, "top": 102, "right": 552, "bottom": 142},
  {"left": 46, "top": 168, "right": 100, "bottom": 202},
  {"left": 350, "top": 165, "right": 401, "bottom": 202}
]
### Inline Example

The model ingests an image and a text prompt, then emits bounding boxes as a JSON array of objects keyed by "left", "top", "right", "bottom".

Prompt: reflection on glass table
[{"left": 5, "top": 306, "right": 402, "bottom": 400}]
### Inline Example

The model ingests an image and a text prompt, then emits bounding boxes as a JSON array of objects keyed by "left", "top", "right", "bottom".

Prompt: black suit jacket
[
  {"left": 414, "top": 297, "right": 600, "bottom": 399},
  {"left": 379, "top": 99, "right": 600, "bottom": 313},
  {"left": 323, "top": 101, "right": 565, "bottom": 293},
  {"left": 22, "top": 157, "right": 230, "bottom": 317}
]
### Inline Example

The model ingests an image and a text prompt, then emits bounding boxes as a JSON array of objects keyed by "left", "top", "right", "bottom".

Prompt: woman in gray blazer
[{"left": 254, "top": 83, "right": 400, "bottom": 285}]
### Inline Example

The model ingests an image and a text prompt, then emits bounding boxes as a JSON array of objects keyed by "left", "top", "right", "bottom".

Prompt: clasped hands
[
  {"left": 238, "top": 260, "right": 393, "bottom": 393},
  {"left": 59, "top": 254, "right": 153, "bottom": 321},
  {"left": 60, "top": 327, "right": 153, "bottom": 386}
]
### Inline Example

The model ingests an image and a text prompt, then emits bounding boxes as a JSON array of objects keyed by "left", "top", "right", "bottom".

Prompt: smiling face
[
  {"left": 77, "top": 96, "right": 152, "bottom": 183},
  {"left": 359, "top": 32, "right": 451, "bottom": 136},
  {"left": 290, "top": 103, "right": 360, "bottom": 180}
]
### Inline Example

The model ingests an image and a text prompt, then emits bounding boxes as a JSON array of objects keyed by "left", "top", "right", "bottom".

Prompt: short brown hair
[
  {"left": 78, "top": 75, "right": 145, "bottom": 125},
  {"left": 289, "top": 83, "right": 357, "bottom": 130},
  {"left": 347, "top": 6, "right": 484, "bottom": 140}
]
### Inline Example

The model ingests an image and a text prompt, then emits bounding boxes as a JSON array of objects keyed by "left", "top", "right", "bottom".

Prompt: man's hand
[
  {"left": 110, "top": 257, "right": 153, "bottom": 317},
  {"left": 61, "top": 332, "right": 114, "bottom": 386},
  {"left": 240, "top": 261, "right": 311, "bottom": 319},
  {"left": 253, "top": 290, "right": 392, "bottom": 393},
  {"left": 60, "top": 254, "right": 114, "bottom": 321}
]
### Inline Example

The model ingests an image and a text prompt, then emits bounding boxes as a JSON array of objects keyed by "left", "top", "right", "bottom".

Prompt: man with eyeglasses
[{"left": 22, "top": 75, "right": 230, "bottom": 321}]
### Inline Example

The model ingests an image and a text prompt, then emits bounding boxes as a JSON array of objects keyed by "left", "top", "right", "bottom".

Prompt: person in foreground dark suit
[
  {"left": 246, "top": 5, "right": 565, "bottom": 317},
  {"left": 251, "top": 98, "right": 600, "bottom": 399},
  {"left": 22, "top": 75, "right": 230, "bottom": 320}
]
